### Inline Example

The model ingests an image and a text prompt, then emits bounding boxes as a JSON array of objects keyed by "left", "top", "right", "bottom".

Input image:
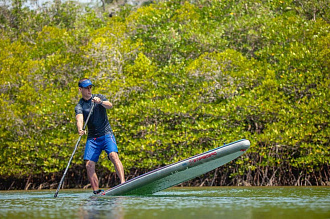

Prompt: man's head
[{"left": 79, "top": 78, "right": 93, "bottom": 100}]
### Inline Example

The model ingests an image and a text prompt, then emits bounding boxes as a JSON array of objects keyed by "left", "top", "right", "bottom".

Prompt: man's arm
[
  {"left": 76, "top": 114, "right": 85, "bottom": 135},
  {"left": 100, "top": 100, "right": 113, "bottom": 109}
]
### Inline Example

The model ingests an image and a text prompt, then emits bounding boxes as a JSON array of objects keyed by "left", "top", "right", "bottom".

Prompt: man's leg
[
  {"left": 86, "top": 160, "right": 99, "bottom": 191},
  {"left": 109, "top": 152, "right": 125, "bottom": 184}
]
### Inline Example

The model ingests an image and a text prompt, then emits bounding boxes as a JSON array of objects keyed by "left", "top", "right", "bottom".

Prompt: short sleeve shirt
[{"left": 75, "top": 94, "right": 113, "bottom": 138}]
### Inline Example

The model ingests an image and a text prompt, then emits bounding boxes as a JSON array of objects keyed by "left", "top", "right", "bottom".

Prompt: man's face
[{"left": 80, "top": 85, "right": 92, "bottom": 99}]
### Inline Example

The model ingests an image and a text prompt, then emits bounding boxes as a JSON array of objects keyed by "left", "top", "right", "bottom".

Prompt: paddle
[{"left": 54, "top": 102, "right": 95, "bottom": 198}]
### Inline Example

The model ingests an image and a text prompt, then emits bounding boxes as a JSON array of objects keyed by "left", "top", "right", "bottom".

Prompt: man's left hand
[{"left": 92, "top": 97, "right": 103, "bottom": 104}]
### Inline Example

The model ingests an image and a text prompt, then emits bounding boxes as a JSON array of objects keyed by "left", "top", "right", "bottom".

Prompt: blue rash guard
[{"left": 74, "top": 94, "right": 113, "bottom": 138}]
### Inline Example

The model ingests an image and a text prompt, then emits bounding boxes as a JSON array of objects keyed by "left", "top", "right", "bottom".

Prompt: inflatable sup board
[{"left": 101, "top": 139, "right": 250, "bottom": 196}]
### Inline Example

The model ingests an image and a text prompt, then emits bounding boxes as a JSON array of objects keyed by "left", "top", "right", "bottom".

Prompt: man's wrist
[{"left": 100, "top": 100, "right": 103, "bottom": 105}]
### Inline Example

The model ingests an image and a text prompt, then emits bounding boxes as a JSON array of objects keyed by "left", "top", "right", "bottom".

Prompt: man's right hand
[{"left": 78, "top": 129, "right": 86, "bottom": 136}]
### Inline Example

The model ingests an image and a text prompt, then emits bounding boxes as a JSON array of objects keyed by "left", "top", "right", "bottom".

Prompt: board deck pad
[{"left": 102, "top": 139, "right": 250, "bottom": 196}]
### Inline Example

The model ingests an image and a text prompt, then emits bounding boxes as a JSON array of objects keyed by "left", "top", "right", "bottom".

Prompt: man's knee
[
  {"left": 108, "top": 152, "right": 119, "bottom": 162},
  {"left": 86, "top": 160, "right": 95, "bottom": 170}
]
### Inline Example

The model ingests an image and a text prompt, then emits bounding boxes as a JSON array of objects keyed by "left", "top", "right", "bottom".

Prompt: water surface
[{"left": 0, "top": 187, "right": 329, "bottom": 219}]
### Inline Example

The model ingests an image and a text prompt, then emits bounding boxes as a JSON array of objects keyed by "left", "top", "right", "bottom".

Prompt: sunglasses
[{"left": 83, "top": 86, "right": 93, "bottom": 89}]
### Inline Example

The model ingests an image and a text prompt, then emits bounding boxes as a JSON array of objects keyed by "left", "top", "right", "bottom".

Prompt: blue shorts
[{"left": 83, "top": 134, "right": 118, "bottom": 162}]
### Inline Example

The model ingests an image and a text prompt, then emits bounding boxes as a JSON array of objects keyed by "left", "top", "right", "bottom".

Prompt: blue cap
[{"left": 78, "top": 79, "right": 93, "bottom": 88}]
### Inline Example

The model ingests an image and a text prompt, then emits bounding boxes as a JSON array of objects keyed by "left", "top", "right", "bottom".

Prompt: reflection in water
[{"left": 79, "top": 196, "right": 126, "bottom": 219}]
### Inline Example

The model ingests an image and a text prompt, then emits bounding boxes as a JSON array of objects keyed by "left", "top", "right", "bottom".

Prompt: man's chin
[{"left": 83, "top": 95, "right": 92, "bottom": 100}]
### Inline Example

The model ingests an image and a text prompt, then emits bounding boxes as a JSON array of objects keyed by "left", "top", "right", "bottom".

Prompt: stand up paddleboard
[{"left": 101, "top": 139, "right": 250, "bottom": 196}]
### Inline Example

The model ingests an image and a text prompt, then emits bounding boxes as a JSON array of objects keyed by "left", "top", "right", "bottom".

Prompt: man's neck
[{"left": 82, "top": 95, "right": 92, "bottom": 101}]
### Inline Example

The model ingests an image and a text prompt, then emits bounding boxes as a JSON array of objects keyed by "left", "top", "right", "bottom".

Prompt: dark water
[{"left": 0, "top": 187, "right": 329, "bottom": 219}]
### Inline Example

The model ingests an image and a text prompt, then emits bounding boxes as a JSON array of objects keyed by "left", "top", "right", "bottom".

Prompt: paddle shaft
[{"left": 54, "top": 102, "right": 95, "bottom": 198}]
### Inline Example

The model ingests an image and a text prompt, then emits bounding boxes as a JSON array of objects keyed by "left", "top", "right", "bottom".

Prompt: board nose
[{"left": 241, "top": 139, "right": 251, "bottom": 149}]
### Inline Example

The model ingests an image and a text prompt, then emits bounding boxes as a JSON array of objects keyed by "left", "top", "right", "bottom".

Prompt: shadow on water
[{"left": 0, "top": 187, "right": 329, "bottom": 219}]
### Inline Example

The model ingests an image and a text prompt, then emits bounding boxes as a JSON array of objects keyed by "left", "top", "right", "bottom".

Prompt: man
[{"left": 75, "top": 78, "right": 125, "bottom": 195}]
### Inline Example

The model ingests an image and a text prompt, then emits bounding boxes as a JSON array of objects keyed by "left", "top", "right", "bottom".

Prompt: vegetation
[{"left": 0, "top": 0, "right": 329, "bottom": 189}]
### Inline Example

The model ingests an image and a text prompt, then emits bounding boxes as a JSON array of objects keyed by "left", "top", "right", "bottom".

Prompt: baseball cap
[{"left": 78, "top": 79, "right": 93, "bottom": 88}]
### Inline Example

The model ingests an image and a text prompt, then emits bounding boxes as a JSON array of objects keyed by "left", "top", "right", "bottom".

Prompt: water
[{"left": 0, "top": 187, "right": 329, "bottom": 219}]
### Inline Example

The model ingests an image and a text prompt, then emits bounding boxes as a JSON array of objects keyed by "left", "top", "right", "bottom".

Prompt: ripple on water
[{"left": 0, "top": 187, "right": 329, "bottom": 219}]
